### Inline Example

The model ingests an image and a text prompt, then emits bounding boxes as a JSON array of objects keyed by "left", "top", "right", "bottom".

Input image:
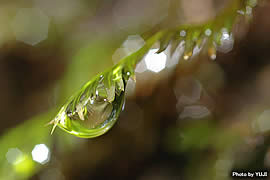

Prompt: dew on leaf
[
  {"left": 180, "top": 30, "right": 186, "bottom": 37},
  {"left": 217, "top": 28, "right": 234, "bottom": 53},
  {"left": 205, "top": 29, "right": 212, "bottom": 36},
  {"left": 50, "top": 66, "right": 127, "bottom": 138}
]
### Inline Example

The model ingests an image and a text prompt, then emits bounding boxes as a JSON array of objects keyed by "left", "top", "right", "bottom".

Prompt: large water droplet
[{"left": 51, "top": 71, "right": 127, "bottom": 138}]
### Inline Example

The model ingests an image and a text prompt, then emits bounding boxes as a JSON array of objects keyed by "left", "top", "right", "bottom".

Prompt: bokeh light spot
[
  {"left": 217, "top": 28, "right": 234, "bottom": 53},
  {"left": 31, "top": 144, "right": 50, "bottom": 164},
  {"left": 145, "top": 49, "right": 167, "bottom": 73},
  {"left": 6, "top": 148, "right": 23, "bottom": 165},
  {"left": 123, "top": 35, "right": 145, "bottom": 54},
  {"left": 11, "top": 8, "right": 50, "bottom": 46}
]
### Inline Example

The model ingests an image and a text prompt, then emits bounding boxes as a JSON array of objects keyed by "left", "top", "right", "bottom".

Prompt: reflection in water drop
[{"left": 71, "top": 96, "right": 113, "bottom": 129}]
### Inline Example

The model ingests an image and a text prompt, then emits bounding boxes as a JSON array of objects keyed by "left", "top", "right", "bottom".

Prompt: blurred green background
[{"left": 1, "top": 0, "right": 270, "bottom": 179}]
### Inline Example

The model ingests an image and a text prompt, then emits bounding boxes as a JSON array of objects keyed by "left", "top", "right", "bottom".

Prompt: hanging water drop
[
  {"left": 208, "top": 45, "right": 217, "bottom": 60},
  {"left": 50, "top": 67, "right": 128, "bottom": 138},
  {"left": 183, "top": 53, "right": 192, "bottom": 60},
  {"left": 217, "top": 28, "right": 234, "bottom": 53}
]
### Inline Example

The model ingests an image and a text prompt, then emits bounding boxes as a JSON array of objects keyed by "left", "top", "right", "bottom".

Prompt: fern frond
[{"left": 50, "top": 0, "right": 258, "bottom": 138}]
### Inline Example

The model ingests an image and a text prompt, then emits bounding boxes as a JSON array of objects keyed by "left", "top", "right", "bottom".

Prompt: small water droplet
[
  {"left": 205, "top": 29, "right": 212, "bottom": 36},
  {"left": 183, "top": 52, "right": 192, "bottom": 60},
  {"left": 180, "top": 30, "right": 186, "bottom": 37},
  {"left": 217, "top": 28, "right": 234, "bottom": 53},
  {"left": 208, "top": 46, "right": 217, "bottom": 60}
]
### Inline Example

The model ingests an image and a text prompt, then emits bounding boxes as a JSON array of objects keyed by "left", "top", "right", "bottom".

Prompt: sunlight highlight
[
  {"left": 31, "top": 144, "right": 50, "bottom": 164},
  {"left": 145, "top": 49, "right": 167, "bottom": 73}
]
